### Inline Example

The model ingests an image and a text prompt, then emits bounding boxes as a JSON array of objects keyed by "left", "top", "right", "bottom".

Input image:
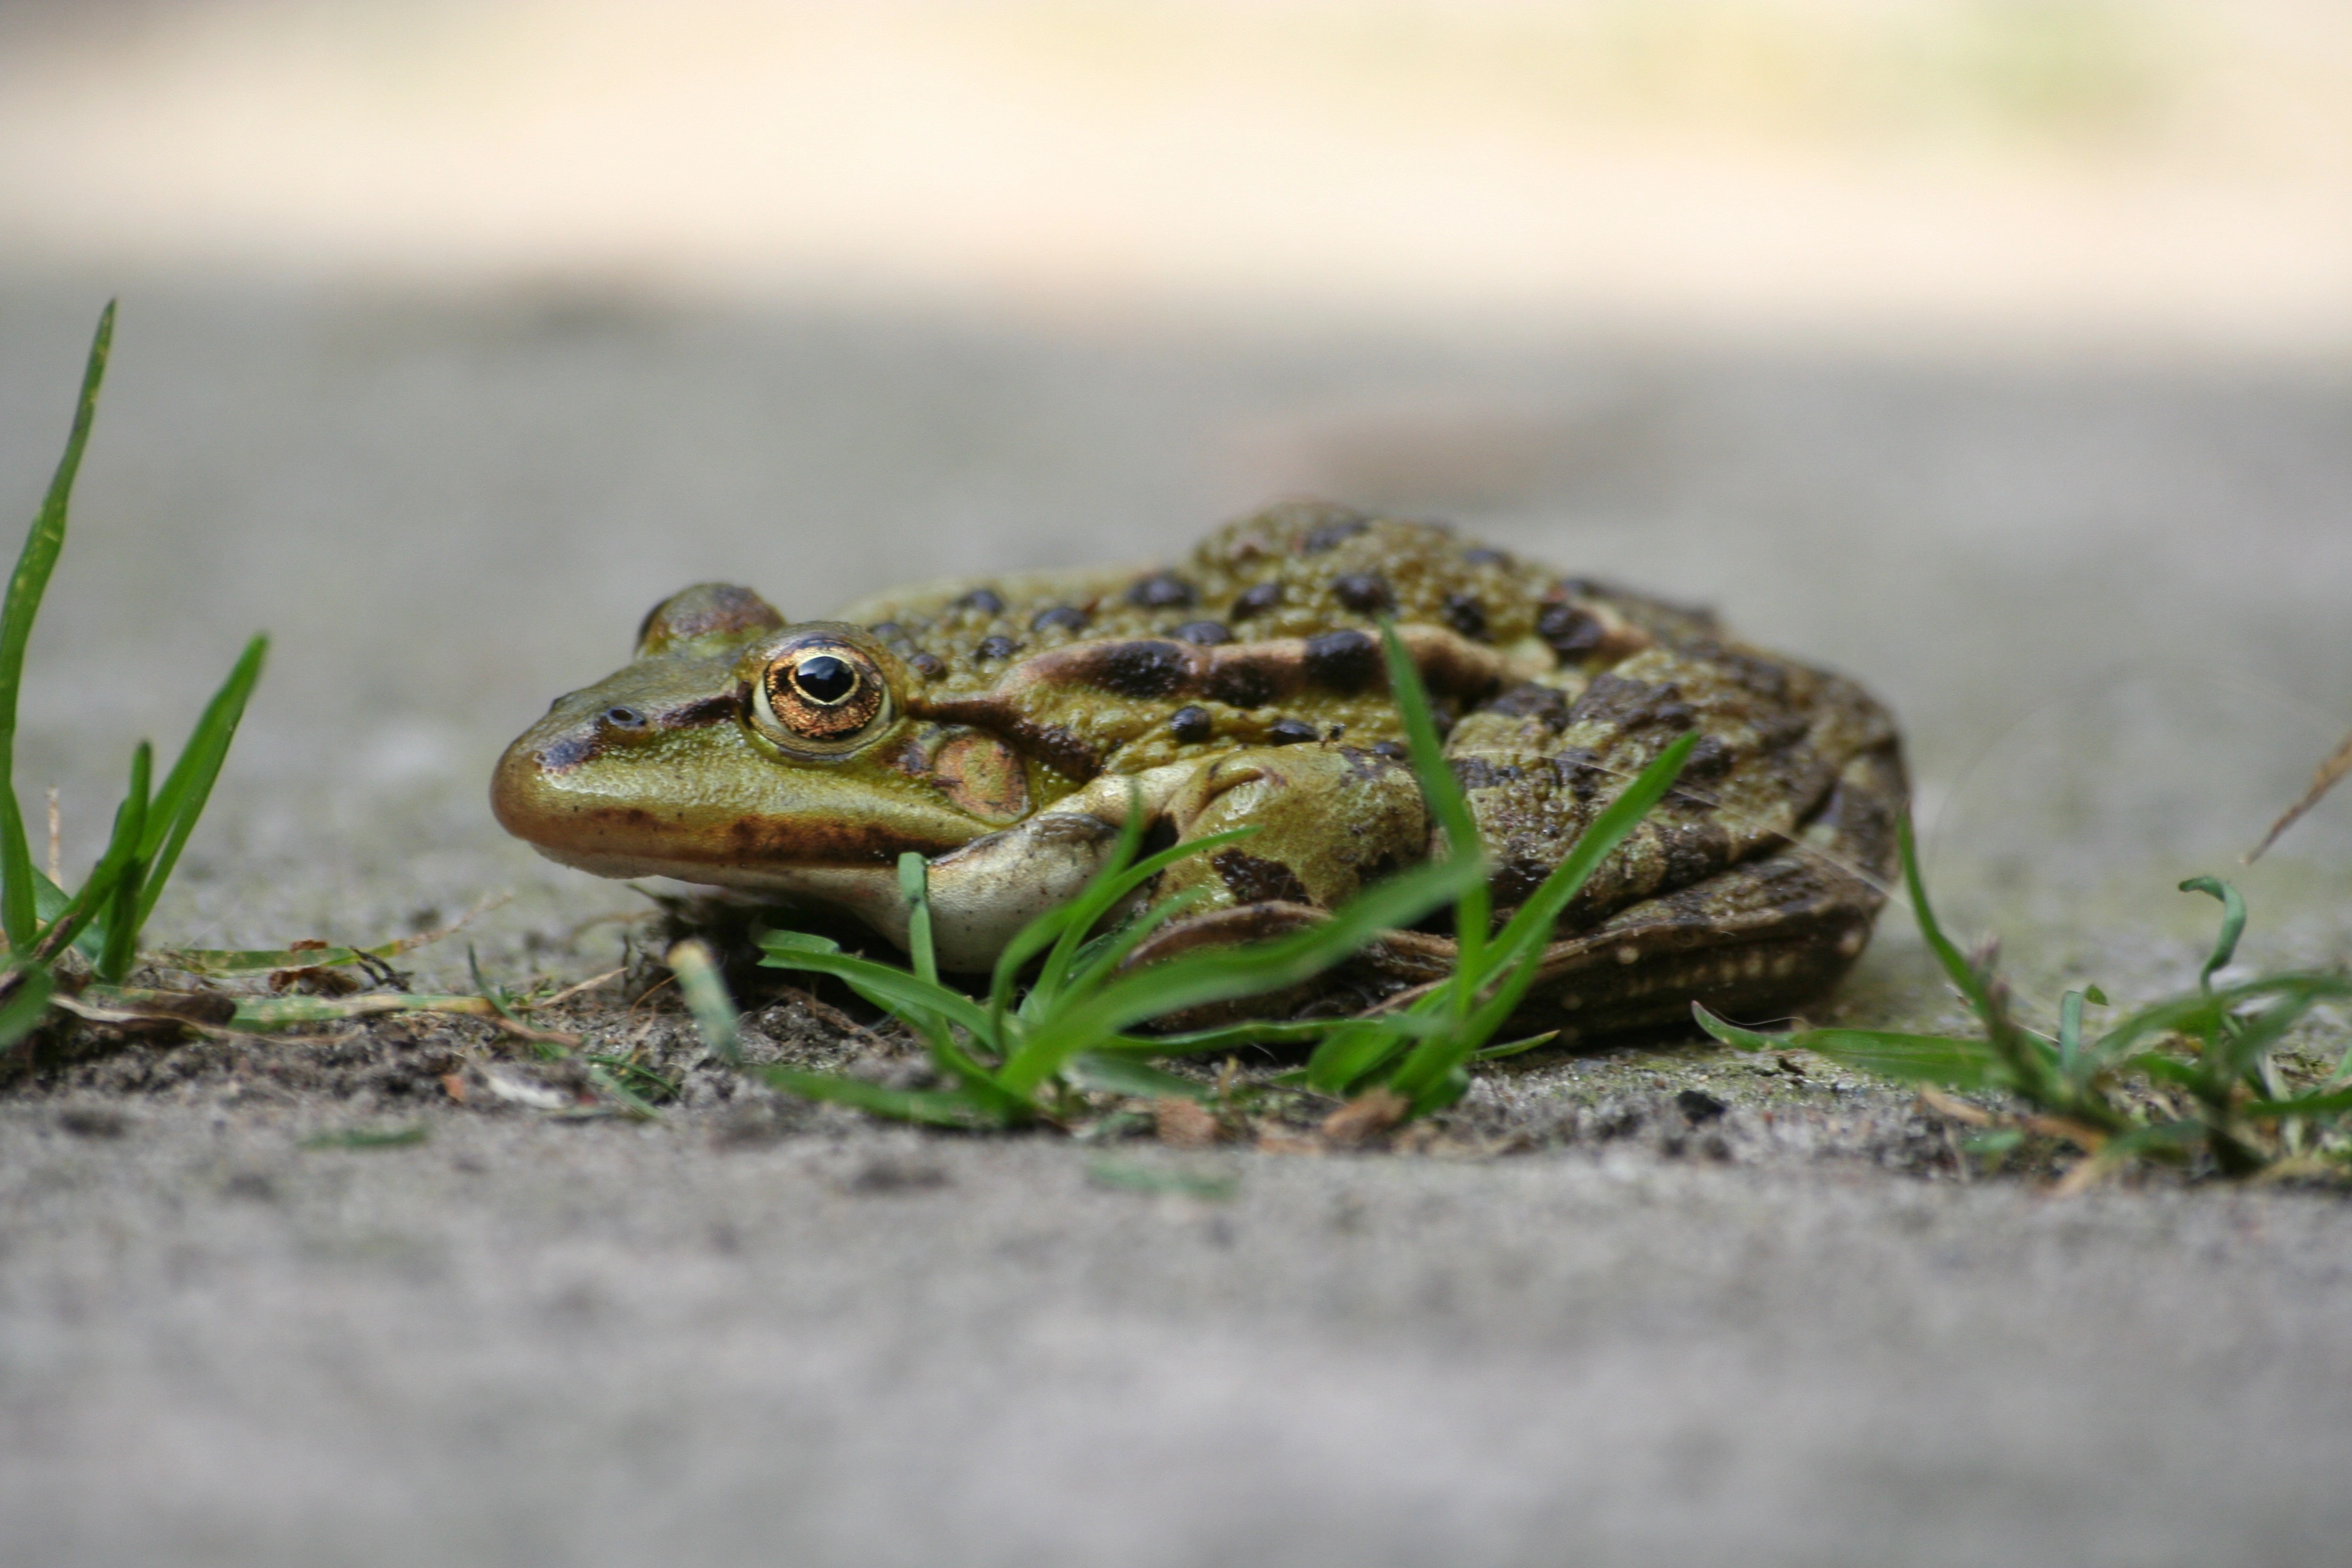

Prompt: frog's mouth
[{"left": 489, "top": 708, "right": 985, "bottom": 892}]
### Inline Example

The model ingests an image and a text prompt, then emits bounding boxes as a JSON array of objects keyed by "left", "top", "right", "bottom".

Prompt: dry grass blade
[{"left": 2246, "top": 725, "right": 2352, "bottom": 863}]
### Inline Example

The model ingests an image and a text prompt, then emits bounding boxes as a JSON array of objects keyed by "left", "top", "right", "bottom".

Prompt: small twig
[
  {"left": 1916, "top": 1086, "right": 1992, "bottom": 1127},
  {"left": 2048, "top": 1152, "right": 2116, "bottom": 1199},
  {"left": 2247, "top": 726, "right": 2352, "bottom": 864},
  {"left": 532, "top": 966, "right": 625, "bottom": 1011}
]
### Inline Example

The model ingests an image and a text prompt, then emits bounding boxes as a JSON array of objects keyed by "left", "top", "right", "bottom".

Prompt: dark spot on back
[
  {"left": 1174, "top": 620, "right": 1231, "bottom": 646},
  {"left": 1211, "top": 849, "right": 1313, "bottom": 906},
  {"left": 1537, "top": 602, "right": 1605, "bottom": 663},
  {"left": 1568, "top": 673, "right": 1695, "bottom": 732},
  {"left": 1680, "top": 734, "right": 1734, "bottom": 781},
  {"left": 1372, "top": 739, "right": 1409, "bottom": 761},
  {"left": 1126, "top": 572, "right": 1196, "bottom": 610},
  {"left": 1032, "top": 604, "right": 1090, "bottom": 635},
  {"left": 1169, "top": 704, "right": 1213, "bottom": 744},
  {"left": 1207, "top": 659, "right": 1276, "bottom": 710},
  {"left": 909, "top": 652, "right": 945, "bottom": 679},
  {"left": 601, "top": 705, "right": 647, "bottom": 730},
  {"left": 1462, "top": 547, "right": 1512, "bottom": 568},
  {"left": 1442, "top": 592, "right": 1488, "bottom": 639},
  {"left": 1303, "top": 629, "right": 1381, "bottom": 693},
  {"left": 1230, "top": 581, "right": 1283, "bottom": 619},
  {"left": 975, "top": 636, "right": 1021, "bottom": 662},
  {"left": 1092, "top": 640, "right": 1192, "bottom": 699},
  {"left": 1301, "top": 514, "right": 1371, "bottom": 554},
  {"left": 953, "top": 587, "right": 1005, "bottom": 615},
  {"left": 1266, "top": 717, "right": 1319, "bottom": 745},
  {"left": 1332, "top": 572, "right": 1392, "bottom": 614},
  {"left": 1486, "top": 681, "right": 1569, "bottom": 731},
  {"left": 868, "top": 621, "right": 904, "bottom": 640},
  {"left": 1451, "top": 757, "right": 1524, "bottom": 791}
]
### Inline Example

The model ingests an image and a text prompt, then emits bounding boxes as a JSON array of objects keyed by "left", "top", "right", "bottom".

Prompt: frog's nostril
[{"left": 602, "top": 705, "right": 647, "bottom": 730}]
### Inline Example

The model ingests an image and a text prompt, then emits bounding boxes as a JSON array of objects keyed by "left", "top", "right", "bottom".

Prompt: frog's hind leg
[{"left": 1358, "top": 742, "right": 1907, "bottom": 1041}]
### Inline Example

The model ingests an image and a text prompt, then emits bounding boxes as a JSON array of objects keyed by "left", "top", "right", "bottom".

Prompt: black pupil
[{"left": 792, "top": 655, "right": 857, "bottom": 704}]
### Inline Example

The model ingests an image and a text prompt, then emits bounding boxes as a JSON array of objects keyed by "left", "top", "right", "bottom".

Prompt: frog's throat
[{"left": 553, "top": 765, "right": 1187, "bottom": 973}]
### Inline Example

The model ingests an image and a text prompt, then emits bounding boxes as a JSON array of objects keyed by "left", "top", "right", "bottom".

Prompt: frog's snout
[{"left": 490, "top": 708, "right": 623, "bottom": 867}]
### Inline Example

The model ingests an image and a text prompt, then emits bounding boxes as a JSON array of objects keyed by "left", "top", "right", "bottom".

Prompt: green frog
[{"left": 493, "top": 501, "right": 1905, "bottom": 1039}]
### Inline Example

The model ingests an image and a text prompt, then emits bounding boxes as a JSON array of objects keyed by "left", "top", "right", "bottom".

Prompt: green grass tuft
[
  {"left": 0, "top": 305, "right": 271, "bottom": 1054},
  {"left": 1696, "top": 817, "right": 2352, "bottom": 1184}
]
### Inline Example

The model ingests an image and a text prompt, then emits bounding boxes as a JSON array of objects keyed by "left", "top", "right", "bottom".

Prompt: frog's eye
[{"left": 751, "top": 638, "right": 891, "bottom": 753}]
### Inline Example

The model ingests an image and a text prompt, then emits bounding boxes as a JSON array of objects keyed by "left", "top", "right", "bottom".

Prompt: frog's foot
[{"left": 1128, "top": 743, "right": 1904, "bottom": 1041}]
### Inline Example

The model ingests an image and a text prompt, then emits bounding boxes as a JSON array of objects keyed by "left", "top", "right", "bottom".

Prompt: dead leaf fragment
[
  {"left": 1154, "top": 1097, "right": 1222, "bottom": 1147},
  {"left": 1319, "top": 1088, "right": 1408, "bottom": 1147}
]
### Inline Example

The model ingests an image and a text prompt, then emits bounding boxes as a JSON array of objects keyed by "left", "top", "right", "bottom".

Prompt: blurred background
[{"left": 0, "top": 0, "right": 2347, "bottom": 969}]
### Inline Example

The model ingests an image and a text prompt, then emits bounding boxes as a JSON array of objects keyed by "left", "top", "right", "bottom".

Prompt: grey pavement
[{"left": 2, "top": 275, "right": 2351, "bottom": 1565}]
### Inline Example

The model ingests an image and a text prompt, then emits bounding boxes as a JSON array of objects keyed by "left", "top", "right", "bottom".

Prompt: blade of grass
[
  {"left": 1897, "top": 812, "right": 1998, "bottom": 1031},
  {"left": 1418, "top": 734, "right": 1697, "bottom": 1078},
  {"left": 760, "top": 1067, "right": 1004, "bottom": 1127},
  {"left": 2179, "top": 876, "right": 2247, "bottom": 995},
  {"left": 0, "top": 964, "right": 56, "bottom": 1048},
  {"left": 1377, "top": 621, "right": 1487, "bottom": 1010},
  {"left": 666, "top": 938, "right": 742, "bottom": 1066},
  {"left": 1384, "top": 732, "right": 1697, "bottom": 1109},
  {"left": 999, "top": 853, "right": 1480, "bottom": 1096},
  {"left": 134, "top": 634, "right": 267, "bottom": 926},
  {"left": 1694, "top": 1003, "right": 2019, "bottom": 1091},
  {"left": 32, "top": 742, "right": 157, "bottom": 965},
  {"left": 95, "top": 740, "right": 151, "bottom": 981},
  {"left": 1087, "top": 1018, "right": 1341, "bottom": 1056},
  {"left": 760, "top": 934, "right": 998, "bottom": 1040},
  {"left": 757, "top": 930, "right": 1028, "bottom": 1113},
  {"left": 1062, "top": 1051, "right": 1215, "bottom": 1102},
  {"left": 0, "top": 304, "right": 113, "bottom": 952}
]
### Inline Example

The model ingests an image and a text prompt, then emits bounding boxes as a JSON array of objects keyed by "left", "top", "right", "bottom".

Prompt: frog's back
[{"left": 837, "top": 499, "right": 1906, "bottom": 1035}]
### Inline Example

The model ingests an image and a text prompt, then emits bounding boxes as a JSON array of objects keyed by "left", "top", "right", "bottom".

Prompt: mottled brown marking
[
  {"left": 1088, "top": 640, "right": 1194, "bottom": 698},
  {"left": 659, "top": 693, "right": 740, "bottom": 730},
  {"left": 1211, "top": 849, "right": 1313, "bottom": 906}
]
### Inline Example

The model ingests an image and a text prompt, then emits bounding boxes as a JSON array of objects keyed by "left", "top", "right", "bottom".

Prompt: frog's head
[{"left": 491, "top": 584, "right": 998, "bottom": 896}]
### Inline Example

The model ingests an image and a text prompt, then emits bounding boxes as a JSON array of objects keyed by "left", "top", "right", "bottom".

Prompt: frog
[{"left": 493, "top": 500, "right": 1906, "bottom": 1041}]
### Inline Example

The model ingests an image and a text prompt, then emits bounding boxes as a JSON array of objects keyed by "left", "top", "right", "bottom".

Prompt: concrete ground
[{"left": 3, "top": 276, "right": 2351, "bottom": 1565}]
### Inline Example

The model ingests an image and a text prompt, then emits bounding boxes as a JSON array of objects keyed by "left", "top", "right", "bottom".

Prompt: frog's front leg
[
  {"left": 870, "top": 745, "right": 1427, "bottom": 971},
  {"left": 1145, "top": 745, "right": 1431, "bottom": 919}
]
